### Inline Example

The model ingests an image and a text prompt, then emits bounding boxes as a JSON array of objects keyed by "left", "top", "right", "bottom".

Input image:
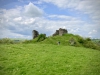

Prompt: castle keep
[
  {"left": 32, "top": 28, "right": 68, "bottom": 39},
  {"left": 53, "top": 28, "right": 68, "bottom": 36},
  {"left": 32, "top": 30, "right": 39, "bottom": 39}
]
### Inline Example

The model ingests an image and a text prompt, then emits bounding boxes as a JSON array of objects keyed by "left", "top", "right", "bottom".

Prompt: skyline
[{"left": 0, "top": 0, "right": 100, "bottom": 39}]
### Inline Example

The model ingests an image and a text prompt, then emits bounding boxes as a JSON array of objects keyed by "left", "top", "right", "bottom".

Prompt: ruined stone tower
[
  {"left": 32, "top": 30, "right": 39, "bottom": 39},
  {"left": 53, "top": 28, "right": 68, "bottom": 36},
  {"left": 59, "top": 28, "right": 68, "bottom": 36},
  {"left": 53, "top": 30, "right": 59, "bottom": 36}
]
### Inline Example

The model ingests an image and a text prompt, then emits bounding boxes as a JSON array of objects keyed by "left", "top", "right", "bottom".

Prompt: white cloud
[
  {"left": 40, "top": 0, "right": 100, "bottom": 20},
  {"left": 0, "top": 2, "right": 44, "bottom": 39},
  {"left": 40, "top": 0, "right": 80, "bottom": 8},
  {"left": 48, "top": 15, "right": 77, "bottom": 21},
  {"left": 14, "top": 17, "right": 22, "bottom": 21},
  {"left": 39, "top": 0, "right": 100, "bottom": 38},
  {"left": 0, "top": 1, "right": 100, "bottom": 39},
  {"left": 0, "top": 28, "right": 27, "bottom": 38},
  {"left": 88, "top": 30, "right": 97, "bottom": 35},
  {"left": 24, "top": 2, "right": 43, "bottom": 17},
  {"left": 21, "top": 18, "right": 35, "bottom": 25}
]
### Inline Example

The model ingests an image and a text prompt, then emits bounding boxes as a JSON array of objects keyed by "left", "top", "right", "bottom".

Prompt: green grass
[
  {"left": 23, "top": 34, "right": 100, "bottom": 50},
  {"left": 0, "top": 44, "right": 100, "bottom": 75},
  {"left": 23, "top": 34, "right": 81, "bottom": 46}
]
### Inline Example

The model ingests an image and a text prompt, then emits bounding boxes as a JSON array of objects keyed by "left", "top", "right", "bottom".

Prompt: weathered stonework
[
  {"left": 53, "top": 30, "right": 59, "bottom": 36},
  {"left": 53, "top": 28, "right": 68, "bottom": 36},
  {"left": 32, "top": 28, "right": 68, "bottom": 39},
  {"left": 32, "top": 30, "right": 39, "bottom": 39},
  {"left": 59, "top": 28, "right": 68, "bottom": 36}
]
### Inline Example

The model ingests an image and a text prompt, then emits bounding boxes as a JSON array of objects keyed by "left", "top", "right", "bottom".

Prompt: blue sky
[{"left": 0, "top": 0, "right": 100, "bottom": 39}]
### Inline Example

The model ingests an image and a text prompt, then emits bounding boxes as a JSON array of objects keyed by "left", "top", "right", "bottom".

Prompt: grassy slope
[
  {"left": 25, "top": 34, "right": 81, "bottom": 46},
  {"left": 0, "top": 44, "right": 100, "bottom": 75},
  {"left": 31, "top": 34, "right": 100, "bottom": 50}
]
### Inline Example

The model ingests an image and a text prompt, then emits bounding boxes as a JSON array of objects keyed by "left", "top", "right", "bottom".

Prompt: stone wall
[
  {"left": 53, "top": 30, "right": 59, "bottom": 36},
  {"left": 59, "top": 28, "right": 68, "bottom": 36},
  {"left": 32, "top": 28, "right": 68, "bottom": 39},
  {"left": 32, "top": 30, "right": 39, "bottom": 39},
  {"left": 53, "top": 28, "right": 68, "bottom": 36}
]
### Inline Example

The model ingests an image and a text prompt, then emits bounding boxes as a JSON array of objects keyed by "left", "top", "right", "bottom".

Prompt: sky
[{"left": 0, "top": 0, "right": 100, "bottom": 39}]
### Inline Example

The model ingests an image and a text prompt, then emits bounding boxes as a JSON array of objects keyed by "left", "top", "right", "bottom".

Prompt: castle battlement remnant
[
  {"left": 32, "top": 30, "right": 39, "bottom": 39},
  {"left": 32, "top": 28, "right": 68, "bottom": 39},
  {"left": 53, "top": 28, "right": 68, "bottom": 36}
]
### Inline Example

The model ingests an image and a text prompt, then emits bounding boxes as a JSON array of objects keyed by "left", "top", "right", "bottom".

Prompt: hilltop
[
  {"left": 23, "top": 33, "right": 100, "bottom": 50},
  {"left": 0, "top": 28, "right": 100, "bottom": 75},
  {"left": 0, "top": 28, "right": 100, "bottom": 50}
]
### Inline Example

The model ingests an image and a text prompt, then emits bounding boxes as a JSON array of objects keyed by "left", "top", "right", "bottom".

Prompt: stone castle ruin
[
  {"left": 32, "top": 28, "right": 68, "bottom": 39},
  {"left": 53, "top": 28, "right": 68, "bottom": 36},
  {"left": 32, "top": 30, "right": 39, "bottom": 39},
  {"left": 32, "top": 30, "right": 46, "bottom": 39}
]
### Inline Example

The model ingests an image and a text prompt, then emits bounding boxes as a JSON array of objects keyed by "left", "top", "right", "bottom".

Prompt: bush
[
  {"left": 85, "top": 38, "right": 91, "bottom": 41},
  {"left": 69, "top": 37, "right": 80, "bottom": 47},
  {"left": 23, "top": 40, "right": 31, "bottom": 44},
  {"left": 77, "top": 37, "right": 86, "bottom": 44},
  {"left": 79, "top": 39, "right": 84, "bottom": 44},
  {"left": 0, "top": 38, "right": 14, "bottom": 44},
  {"left": 37, "top": 34, "right": 46, "bottom": 42},
  {"left": 83, "top": 41, "right": 99, "bottom": 50}
]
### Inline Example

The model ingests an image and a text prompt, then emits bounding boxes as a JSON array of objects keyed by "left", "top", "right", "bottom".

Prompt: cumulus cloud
[
  {"left": 0, "top": 2, "right": 44, "bottom": 39},
  {"left": 48, "top": 15, "right": 78, "bottom": 21},
  {"left": 20, "top": 18, "right": 35, "bottom": 25},
  {"left": 13, "top": 17, "right": 22, "bottom": 21},
  {"left": 0, "top": 1, "right": 100, "bottom": 39},
  {"left": 24, "top": 2, "right": 43, "bottom": 17},
  {"left": 88, "top": 30, "right": 97, "bottom": 35},
  {"left": 40, "top": 0, "right": 80, "bottom": 8},
  {"left": 40, "top": 0, "right": 100, "bottom": 38},
  {"left": 41, "top": 0, "right": 100, "bottom": 19}
]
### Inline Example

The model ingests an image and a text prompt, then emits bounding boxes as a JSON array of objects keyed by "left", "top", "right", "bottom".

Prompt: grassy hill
[
  {"left": 0, "top": 44, "right": 100, "bottom": 75},
  {"left": 0, "top": 33, "right": 100, "bottom": 75},
  {"left": 23, "top": 34, "right": 100, "bottom": 50},
  {"left": 1, "top": 34, "right": 99, "bottom": 50}
]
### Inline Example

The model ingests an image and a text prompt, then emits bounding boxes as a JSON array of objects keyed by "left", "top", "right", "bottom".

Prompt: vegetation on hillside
[
  {"left": 92, "top": 39, "right": 100, "bottom": 46},
  {"left": 0, "top": 38, "right": 14, "bottom": 44},
  {"left": 0, "top": 38, "right": 24, "bottom": 44},
  {"left": 0, "top": 44, "right": 100, "bottom": 75},
  {"left": 23, "top": 33, "right": 100, "bottom": 50},
  {"left": 0, "top": 33, "right": 100, "bottom": 50},
  {"left": 0, "top": 34, "right": 100, "bottom": 75}
]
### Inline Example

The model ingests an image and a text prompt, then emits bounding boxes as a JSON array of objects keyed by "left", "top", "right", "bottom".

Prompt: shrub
[
  {"left": 85, "top": 38, "right": 91, "bottom": 41},
  {"left": 83, "top": 41, "right": 99, "bottom": 50},
  {"left": 77, "top": 37, "right": 86, "bottom": 44},
  {"left": 0, "top": 38, "right": 14, "bottom": 44},
  {"left": 99, "top": 41, "right": 100, "bottom": 43},
  {"left": 23, "top": 40, "right": 31, "bottom": 44},
  {"left": 69, "top": 37, "right": 80, "bottom": 47},
  {"left": 37, "top": 34, "right": 46, "bottom": 42}
]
